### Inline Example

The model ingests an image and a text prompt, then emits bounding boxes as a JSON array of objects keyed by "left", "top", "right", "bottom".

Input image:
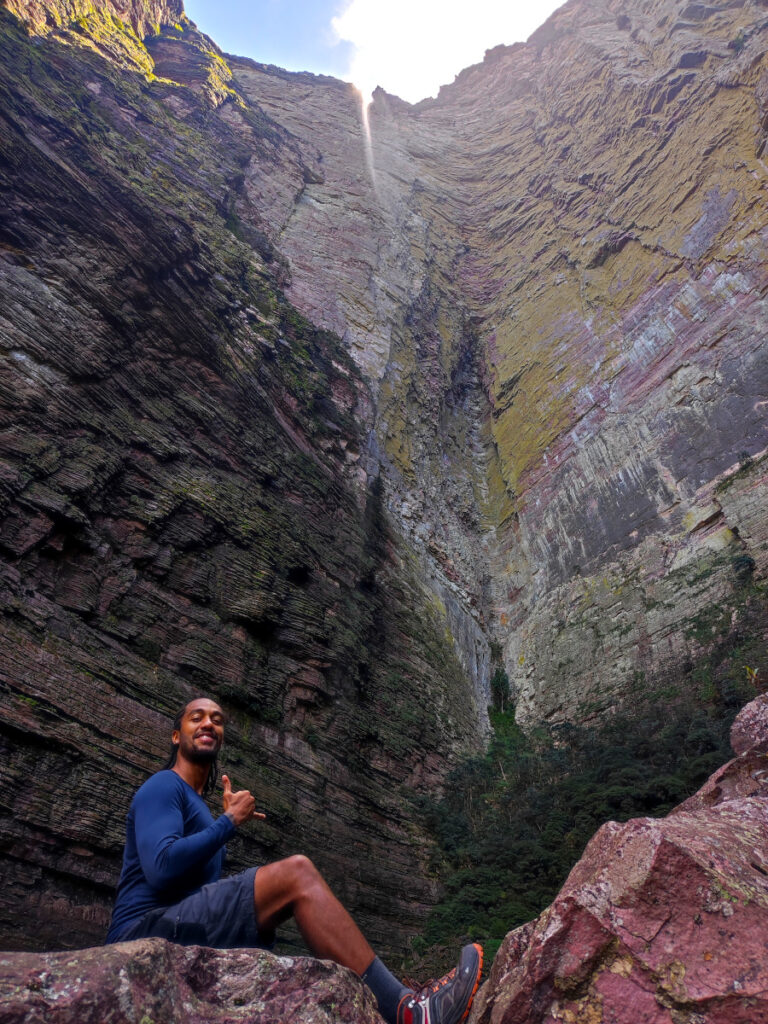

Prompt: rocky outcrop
[
  {"left": 730, "top": 690, "right": 768, "bottom": 756},
  {"left": 470, "top": 694, "right": 768, "bottom": 1023},
  {"left": 0, "top": 939, "right": 381, "bottom": 1023}
]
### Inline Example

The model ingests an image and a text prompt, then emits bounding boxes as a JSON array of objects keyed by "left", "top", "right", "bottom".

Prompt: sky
[{"left": 183, "top": 0, "right": 565, "bottom": 104}]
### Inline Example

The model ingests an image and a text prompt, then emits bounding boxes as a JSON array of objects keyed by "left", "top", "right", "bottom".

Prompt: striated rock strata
[
  {"left": 219, "top": 0, "right": 768, "bottom": 725},
  {"left": 0, "top": 0, "right": 482, "bottom": 958},
  {"left": 3, "top": 0, "right": 768, "bottom": 960}
]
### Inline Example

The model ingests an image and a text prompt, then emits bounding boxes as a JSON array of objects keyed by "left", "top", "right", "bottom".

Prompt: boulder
[
  {"left": 470, "top": 696, "right": 768, "bottom": 1023},
  {"left": 0, "top": 939, "right": 382, "bottom": 1024}
]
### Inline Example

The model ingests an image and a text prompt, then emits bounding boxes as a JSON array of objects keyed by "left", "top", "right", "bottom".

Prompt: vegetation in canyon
[{"left": 413, "top": 661, "right": 762, "bottom": 973}]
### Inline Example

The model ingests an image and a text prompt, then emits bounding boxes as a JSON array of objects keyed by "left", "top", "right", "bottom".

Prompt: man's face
[{"left": 173, "top": 698, "right": 225, "bottom": 764}]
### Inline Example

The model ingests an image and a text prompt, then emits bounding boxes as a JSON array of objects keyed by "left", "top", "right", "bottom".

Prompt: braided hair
[{"left": 161, "top": 700, "right": 220, "bottom": 797}]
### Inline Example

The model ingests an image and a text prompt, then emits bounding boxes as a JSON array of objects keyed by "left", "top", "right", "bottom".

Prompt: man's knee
[
  {"left": 284, "top": 854, "right": 320, "bottom": 889},
  {"left": 254, "top": 855, "right": 324, "bottom": 911}
]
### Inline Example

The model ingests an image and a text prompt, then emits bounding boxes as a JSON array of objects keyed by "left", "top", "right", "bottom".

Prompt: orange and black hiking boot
[{"left": 396, "top": 943, "right": 483, "bottom": 1024}]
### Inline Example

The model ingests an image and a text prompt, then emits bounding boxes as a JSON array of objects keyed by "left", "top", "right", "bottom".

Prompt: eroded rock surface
[
  {"left": 730, "top": 691, "right": 768, "bottom": 756},
  {"left": 218, "top": 0, "right": 768, "bottom": 727},
  {"left": 0, "top": 0, "right": 482, "bottom": 958},
  {"left": 3, "top": 0, "right": 768, "bottom": 964},
  {"left": 0, "top": 939, "right": 381, "bottom": 1023},
  {"left": 470, "top": 696, "right": 768, "bottom": 1023}
]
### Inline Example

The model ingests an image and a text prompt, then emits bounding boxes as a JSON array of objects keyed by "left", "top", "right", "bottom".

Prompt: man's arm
[{"left": 134, "top": 774, "right": 235, "bottom": 890}]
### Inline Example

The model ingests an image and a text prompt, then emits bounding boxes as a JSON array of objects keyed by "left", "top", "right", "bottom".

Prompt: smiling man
[{"left": 106, "top": 697, "right": 482, "bottom": 1024}]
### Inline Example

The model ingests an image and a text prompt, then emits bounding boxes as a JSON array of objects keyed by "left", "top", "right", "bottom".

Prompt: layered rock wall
[
  {"left": 446, "top": 0, "right": 768, "bottom": 721},
  {"left": 2, "top": 0, "right": 768, "bottom": 960},
  {"left": 217, "top": 0, "right": 768, "bottom": 724},
  {"left": 4, "top": 0, "right": 182, "bottom": 37},
  {"left": 0, "top": 2, "right": 483, "bottom": 957}
]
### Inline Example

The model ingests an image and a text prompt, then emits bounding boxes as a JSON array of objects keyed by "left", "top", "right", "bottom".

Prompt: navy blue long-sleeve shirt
[{"left": 106, "top": 770, "right": 235, "bottom": 942}]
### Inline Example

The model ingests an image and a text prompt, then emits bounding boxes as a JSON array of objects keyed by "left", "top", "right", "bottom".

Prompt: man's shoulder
[{"left": 133, "top": 769, "right": 186, "bottom": 804}]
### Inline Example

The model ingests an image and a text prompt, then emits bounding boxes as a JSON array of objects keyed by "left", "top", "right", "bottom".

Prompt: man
[{"left": 107, "top": 697, "right": 483, "bottom": 1024}]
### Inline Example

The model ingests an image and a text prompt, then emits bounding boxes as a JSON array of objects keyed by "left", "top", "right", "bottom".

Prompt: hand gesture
[{"left": 222, "top": 774, "right": 267, "bottom": 827}]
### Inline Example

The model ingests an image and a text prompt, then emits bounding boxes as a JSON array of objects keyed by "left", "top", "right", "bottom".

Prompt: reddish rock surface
[
  {"left": 470, "top": 697, "right": 768, "bottom": 1024},
  {"left": 730, "top": 692, "right": 768, "bottom": 756},
  {"left": 0, "top": 938, "right": 381, "bottom": 1023}
]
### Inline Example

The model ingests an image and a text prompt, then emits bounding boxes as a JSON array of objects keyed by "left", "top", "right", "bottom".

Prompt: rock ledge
[{"left": 0, "top": 939, "right": 381, "bottom": 1024}]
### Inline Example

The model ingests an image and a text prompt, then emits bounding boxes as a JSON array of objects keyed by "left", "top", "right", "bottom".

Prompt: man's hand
[{"left": 222, "top": 774, "right": 267, "bottom": 827}]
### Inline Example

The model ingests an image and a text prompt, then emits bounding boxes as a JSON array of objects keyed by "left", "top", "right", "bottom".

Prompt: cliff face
[
  {"left": 0, "top": 1, "right": 482, "bottom": 957},
  {"left": 4, "top": 0, "right": 182, "bottom": 38},
  {"left": 214, "top": 0, "right": 768, "bottom": 725},
  {"left": 448, "top": 0, "right": 768, "bottom": 723},
  {"left": 2, "top": 0, "right": 768, "bottom": 959}
]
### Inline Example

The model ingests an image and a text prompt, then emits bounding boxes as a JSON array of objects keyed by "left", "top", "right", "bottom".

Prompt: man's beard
[
  {"left": 182, "top": 737, "right": 220, "bottom": 764},
  {"left": 189, "top": 747, "right": 218, "bottom": 764}
]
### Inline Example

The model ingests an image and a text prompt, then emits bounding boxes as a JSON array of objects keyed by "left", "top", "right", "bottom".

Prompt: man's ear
[{"left": 171, "top": 730, "right": 180, "bottom": 747}]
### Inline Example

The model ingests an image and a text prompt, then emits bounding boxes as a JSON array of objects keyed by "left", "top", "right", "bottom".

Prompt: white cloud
[{"left": 332, "top": 0, "right": 564, "bottom": 104}]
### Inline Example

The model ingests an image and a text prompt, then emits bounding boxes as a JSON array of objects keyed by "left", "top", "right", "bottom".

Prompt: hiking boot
[{"left": 396, "top": 943, "right": 483, "bottom": 1024}]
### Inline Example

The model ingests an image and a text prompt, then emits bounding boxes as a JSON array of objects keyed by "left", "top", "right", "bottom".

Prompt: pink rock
[
  {"left": 730, "top": 694, "right": 768, "bottom": 756},
  {"left": 674, "top": 750, "right": 768, "bottom": 813},
  {"left": 471, "top": 796, "right": 768, "bottom": 1024},
  {"left": 0, "top": 939, "right": 381, "bottom": 1024}
]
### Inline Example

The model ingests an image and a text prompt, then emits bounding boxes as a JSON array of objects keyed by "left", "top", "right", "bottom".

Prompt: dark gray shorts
[{"left": 118, "top": 867, "right": 266, "bottom": 948}]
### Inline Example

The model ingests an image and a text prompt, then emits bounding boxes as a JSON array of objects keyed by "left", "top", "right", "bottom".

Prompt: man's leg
[
  {"left": 252, "top": 855, "right": 483, "bottom": 1024},
  {"left": 253, "top": 854, "right": 375, "bottom": 974}
]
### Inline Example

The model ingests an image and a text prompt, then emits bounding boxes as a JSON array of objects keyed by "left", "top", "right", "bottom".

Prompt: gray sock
[{"left": 361, "top": 955, "right": 411, "bottom": 1024}]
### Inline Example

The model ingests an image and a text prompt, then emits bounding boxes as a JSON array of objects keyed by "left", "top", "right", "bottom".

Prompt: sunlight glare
[
  {"left": 332, "top": 0, "right": 564, "bottom": 105},
  {"left": 359, "top": 91, "right": 376, "bottom": 190}
]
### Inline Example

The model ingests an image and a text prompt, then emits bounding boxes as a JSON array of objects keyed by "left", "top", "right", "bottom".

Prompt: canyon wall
[
  {"left": 223, "top": 0, "right": 768, "bottom": 726},
  {"left": 0, "top": 0, "right": 483, "bottom": 958},
  {"left": 451, "top": 0, "right": 768, "bottom": 723},
  {"left": 2, "top": 0, "right": 768, "bottom": 956},
  {"left": 118, "top": 0, "right": 768, "bottom": 731}
]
